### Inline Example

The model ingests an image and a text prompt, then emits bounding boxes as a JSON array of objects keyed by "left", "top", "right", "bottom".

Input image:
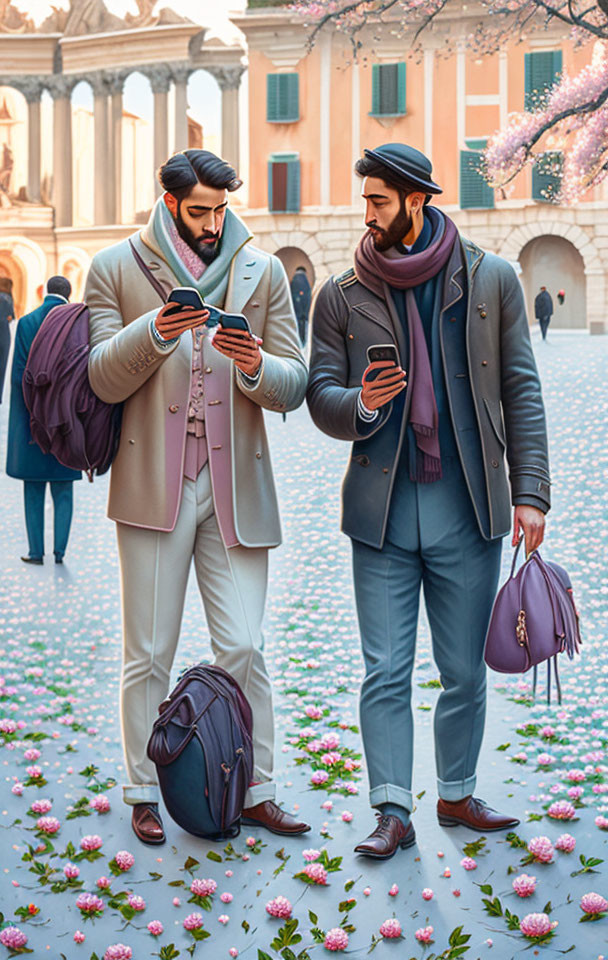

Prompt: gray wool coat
[{"left": 306, "top": 234, "right": 551, "bottom": 548}]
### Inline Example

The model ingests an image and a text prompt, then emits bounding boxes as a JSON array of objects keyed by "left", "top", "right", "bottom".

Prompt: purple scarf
[{"left": 353, "top": 209, "right": 458, "bottom": 483}]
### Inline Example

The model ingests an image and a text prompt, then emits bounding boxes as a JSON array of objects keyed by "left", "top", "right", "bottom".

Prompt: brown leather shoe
[
  {"left": 131, "top": 802, "right": 165, "bottom": 845},
  {"left": 241, "top": 800, "right": 311, "bottom": 836},
  {"left": 354, "top": 814, "right": 416, "bottom": 859},
  {"left": 437, "top": 795, "right": 520, "bottom": 832}
]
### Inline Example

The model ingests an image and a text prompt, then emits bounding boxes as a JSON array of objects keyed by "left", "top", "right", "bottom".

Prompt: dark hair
[
  {"left": 0, "top": 276, "right": 12, "bottom": 293},
  {"left": 354, "top": 155, "right": 432, "bottom": 205},
  {"left": 158, "top": 150, "right": 242, "bottom": 201},
  {"left": 47, "top": 275, "right": 71, "bottom": 299}
]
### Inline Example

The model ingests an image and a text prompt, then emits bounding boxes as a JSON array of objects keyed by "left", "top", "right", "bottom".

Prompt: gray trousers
[{"left": 352, "top": 455, "right": 503, "bottom": 814}]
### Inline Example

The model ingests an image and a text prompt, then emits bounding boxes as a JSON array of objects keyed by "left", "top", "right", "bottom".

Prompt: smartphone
[
  {"left": 217, "top": 311, "right": 252, "bottom": 335},
  {"left": 165, "top": 287, "right": 206, "bottom": 316},
  {"left": 365, "top": 343, "right": 400, "bottom": 383}
]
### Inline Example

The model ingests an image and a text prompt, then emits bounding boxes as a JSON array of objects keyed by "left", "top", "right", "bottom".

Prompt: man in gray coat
[{"left": 307, "top": 143, "right": 550, "bottom": 859}]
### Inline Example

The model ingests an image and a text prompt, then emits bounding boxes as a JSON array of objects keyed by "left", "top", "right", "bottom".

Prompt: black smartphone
[
  {"left": 165, "top": 286, "right": 206, "bottom": 316},
  {"left": 217, "top": 311, "right": 252, "bottom": 335},
  {"left": 365, "top": 343, "right": 400, "bottom": 382}
]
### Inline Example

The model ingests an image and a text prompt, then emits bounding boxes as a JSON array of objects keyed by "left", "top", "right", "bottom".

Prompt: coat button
[
  {"left": 128, "top": 439, "right": 135, "bottom": 445},
  {"left": 168, "top": 403, "right": 179, "bottom": 413},
  {"left": 481, "top": 360, "right": 488, "bottom": 366},
  {"left": 255, "top": 452, "right": 262, "bottom": 459},
  {"left": 480, "top": 311, "right": 487, "bottom": 318},
  {"left": 491, "top": 459, "right": 499, "bottom": 468},
  {"left": 348, "top": 333, "right": 354, "bottom": 340},
  {"left": 205, "top": 367, "right": 212, "bottom": 374},
  {"left": 382, "top": 467, "right": 389, "bottom": 474}
]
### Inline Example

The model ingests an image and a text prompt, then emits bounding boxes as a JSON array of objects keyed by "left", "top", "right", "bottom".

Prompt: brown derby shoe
[
  {"left": 131, "top": 802, "right": 166, "bottom": 845},
  {"left": 241, "top": 800, "right": 311, "bottom": 836},
  {"left": 354, "top": 814, "right": 416, "bottom": 860},
  {"left": 437, "top": 795, "right": 520, "bottom": 832}
]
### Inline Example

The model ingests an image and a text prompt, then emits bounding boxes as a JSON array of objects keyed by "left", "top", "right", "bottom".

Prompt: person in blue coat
[
  {"left": 6, "top": 276, "right": 81, "bottom": 564},
  {"left": 0, "top": 275, "right": 14, "bottom": 404}
]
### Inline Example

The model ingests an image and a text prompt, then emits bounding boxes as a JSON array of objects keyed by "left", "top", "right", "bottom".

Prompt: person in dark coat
[
  {"left": 534, "top": 286, "right": 553, "bottom": 340},
  {"left": 6, "top": 276, "right": 81, "bottom": 564},
  {"left": 290, "top": 265, "right": 312, "bottom": 346},
  {"left": 0, "top": 275, "right": 14, "bottom": 404}
]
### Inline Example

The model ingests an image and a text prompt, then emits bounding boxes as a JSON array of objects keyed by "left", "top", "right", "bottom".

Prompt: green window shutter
[
  {"left": 532, "top": 151, "right": 562, "bottom": 202},
  {"left": 268, "top": 153, "right": 300, "bottom": 212},
  {"left": 459, "top": 150, "right": 494, "bottom": 209},
  {"left": 267, "top": 73, "right": 299, "bottom": 122},
  {"left": 285, "top": 158, "right": 300, "bottom": 212},
  {"left": 371, "top": 62, "right": 406, "bottom": 116},
  {"left": 524, "top": 51, "right": 562, "bottom": 110}
]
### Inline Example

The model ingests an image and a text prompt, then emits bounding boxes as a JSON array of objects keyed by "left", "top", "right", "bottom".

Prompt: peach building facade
[{"left": 234, "top": 4, "right": 606, "bottom": 334}]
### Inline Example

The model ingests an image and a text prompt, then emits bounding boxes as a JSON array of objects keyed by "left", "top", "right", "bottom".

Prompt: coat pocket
[{"left": 483, "top": 397, "right": 506, "bottom": 449}]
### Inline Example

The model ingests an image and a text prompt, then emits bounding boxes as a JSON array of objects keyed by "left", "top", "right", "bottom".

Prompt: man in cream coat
[{"left": 86, "top": 149, "right": 310, "bottom": 843}]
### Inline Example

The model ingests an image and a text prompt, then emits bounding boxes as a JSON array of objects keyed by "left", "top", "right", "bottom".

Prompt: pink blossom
[
  {"left": 595, "top": 815, "right": 608, "bottom": 830},
  {"left": 225, "top": 869, "right": 233, "bottom": 877},
  {"left": 303, "top": 862, "right": 328, "bottom": 884},
  {"left": 519, "top": 913, "right": 558, "bottom": 938},
  {"left": 541, "top": 726, "right": 555, "bottom": 738},
  {"left": 363, "top": 886, "right": 371, "bottom": 896},
  {"left": 220, "top": 892, "right": 233, "bottom": 903},
  {"left": 127, "top": 894, "right": 145, "bottom": 912},
  {"left": 442, "top": 867, "right": 452, "bottom": 877},
  {"left": 90, "top": 795, "right": 111, "bottom": 813},
  {"left": 319, "top": 733, "right": 340, "bottom": 750},
  {"left": 305, "top": 705, "right": 323, "bottom": 719},
  {"left": 266, "top": 895, "right": 292, "bottom": 919},
  {"left": 379, "top": 918, "right": 402, "bottom": 938},
  {"left": 229, "top": 950, "right": 238, "bottom": 958},
  {"left": 26, "top": 765, "right": 42, "bottom": 778},
  {"left": 80, "top": 835, "right": 103, "bottom": 851},
  {"left": 147, "top": 921, "right": 163, "bottom": 936},
  {"left": 341, "top": 810, "right": 353, "bottom": 822},
  {"left": 64, "top": 863, "right": 80, "bottom": 879},
  {"left": 422, "top": 888, "right": 434, "bottom": 900},
  {"left": 76, "top": 892, "right": 104, "bottom": 914},
  {"left": 580, "top": 892, "right": 608, "bottom": 915},
  {"left": 311, "top": 770, "right": 329, "bottom": 785},
  {"left": 30, "top": 799, "right": 52, "bottom": 814},
  {"left": 73, "top": 930, "right": 85, "bottom": 943},
  {"left": 321, "top": 800, "right": 333, "bottom": 811},
  {"left": 172, "top": 897, "right": 181, "bottom": 906},
  {"left": 183, "top": 912, "right": 204, "bottom": 930},
  {"left": 536, "top": 753, "right": 555, "bottom": 766},
  {"left": 0, "top": 719, "right": 17, "bottom": 734},
  {"left": 23, "top": 748, "right": 41, "bottom": 761},
  {"left": 303, "top": 848, "right": 321, "bottom": 862},
  {"left": 460, "top": 856, "right": 477, "bottom": 871},
  {"left": 324, "top": 927, "right": 349, "bottom": 951},
  {"left": 554, "top": 833, "right": 576, "bottom": 853},
  {"left": 218, "top": 914, "right": 230, "bottom": 924},
  {"left": 96, "top": 876, "right": 111, "bottom": 889},
  {"left": 190, "top": 878, "right": 217, "bottom": 897},
  {"left": 321, "top": 751, "right": 341, "bottom": 766},
  {"left": 345, "top": 782, "right": 358, "bottom": 794},
  {"left": 567, "top": 786, "right": 584, "bottom": 800},
  {"left": 547, "top": 800, "right": 576, "bottom": 820},
  {"left": 0, "top": 927, "right": 28, "bottom": 950},
  {"left": 36, "top": 815, "right": 60, "bottom": 834},
  {"left": 416, "top": 926, "right": 434, "bottom": 943},
  {"left": 566, "top": 769, "right": 586, "bottom": 783},
  {"left": 388, "top": 883, "right": 399, "bottom": 896},
  {"left": 11, "top": 782, "right": 23, "bottom": 796},
  {"left": 512, "top": 874, "right": 537, "bottom": 897},
  {"left": 114, "top": 850, "right": 134, "bottom": 871},
  {"left": 245, "top": 836, "right": 257, "bottom": 847},
  {"left": 527, "top": 836, "right": 555, "bottom": 863},
  {"left": 452, "top": 889, "right": 461, "bottom": 897},
  {"left": 103, "top": 946, "right": 132, "bottom": 960}
]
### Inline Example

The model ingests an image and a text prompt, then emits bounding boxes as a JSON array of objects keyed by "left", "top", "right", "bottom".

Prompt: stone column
[
  {"left": 106, "top": 71, "right": 125, "bottom": 224},
  {"left": 150, "top": 68, "right": 171, "bottom": 197},
  {"left": 208, "top": 66, "right": 245, "bottom": 171},
  {"left": 172, "top": 64, "right": 190, "bottom": 154},
  {"left": 50, "top": 77, "right": 73, "bottom": 228},
  {"left": 22, "top": 78, "right": 42, "bottom": 203},
  {"left": 92, "top": 73, "right": 112, "bottom": 225}
]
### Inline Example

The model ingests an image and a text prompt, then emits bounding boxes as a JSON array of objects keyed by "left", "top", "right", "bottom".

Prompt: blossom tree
[{"left": 293, "top": 0, "right": 608, "bottom": 203}]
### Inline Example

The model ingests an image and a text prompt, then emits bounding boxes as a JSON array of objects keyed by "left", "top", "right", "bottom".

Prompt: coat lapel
[{"left": 224, "top": 246, "right": 267, "bottom": 315}]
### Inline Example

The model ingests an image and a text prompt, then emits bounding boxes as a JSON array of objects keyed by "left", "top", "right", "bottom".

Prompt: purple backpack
[
  {"left": 22, "top": 303, "right": 122, "bottom": 482},
  {"left": 484, "top": 539, "right": 582, "bottom": 703}
]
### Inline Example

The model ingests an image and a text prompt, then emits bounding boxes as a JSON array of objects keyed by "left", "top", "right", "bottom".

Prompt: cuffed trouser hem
[
  {"left": 437, "top": 773, "right": 476, "bottom": 802},
  {"left": 123, "top": 783, "right": 160, "bottom": 806},
  {"left": 245, "top": 779, "right": 276, "bottom": 808},
  {"left": 369, "top": 783, "right": 413, "bottom": 814}
]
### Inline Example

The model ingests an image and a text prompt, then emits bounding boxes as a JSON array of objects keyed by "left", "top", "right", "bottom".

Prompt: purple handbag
[{"left": 484, "top": 538, "right": 581, "bottom": 702}]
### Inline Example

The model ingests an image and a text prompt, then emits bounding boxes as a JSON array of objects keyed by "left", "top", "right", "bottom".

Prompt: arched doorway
[
  {"left": 519, "top": 236, "right": 586, "bottom": 330},
  {"left": 274, "top": 247, "right": 315, "bottom": 289}
]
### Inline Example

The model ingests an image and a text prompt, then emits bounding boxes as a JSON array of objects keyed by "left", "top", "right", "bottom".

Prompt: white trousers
[{"left": 116, "top": 465, "right": 275, "bottom": 808}]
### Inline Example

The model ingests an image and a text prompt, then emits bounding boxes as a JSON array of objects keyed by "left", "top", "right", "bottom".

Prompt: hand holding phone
[
  {"left": 155, "top": 287, "right": 210, "bottom": 341},
  {"left": 361, "top": 343, "right": 406, "bottom": 411}
]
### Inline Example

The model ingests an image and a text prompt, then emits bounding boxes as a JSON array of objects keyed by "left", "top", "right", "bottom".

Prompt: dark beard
[
  {"left": 368, "top": 203, "right": 413, "bottom": 253},
  {"left": 175, "top": 206, "right": 221, "bottom": 265}
]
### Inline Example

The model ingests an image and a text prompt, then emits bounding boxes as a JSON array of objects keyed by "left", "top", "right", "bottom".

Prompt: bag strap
[{"left": 129, "top": 238, "right": 170, "bottom": 303}]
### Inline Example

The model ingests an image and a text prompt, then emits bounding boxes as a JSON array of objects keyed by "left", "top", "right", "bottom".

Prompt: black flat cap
[{"left": 363, "top": 142, "right": 442, "bottom": 194}]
